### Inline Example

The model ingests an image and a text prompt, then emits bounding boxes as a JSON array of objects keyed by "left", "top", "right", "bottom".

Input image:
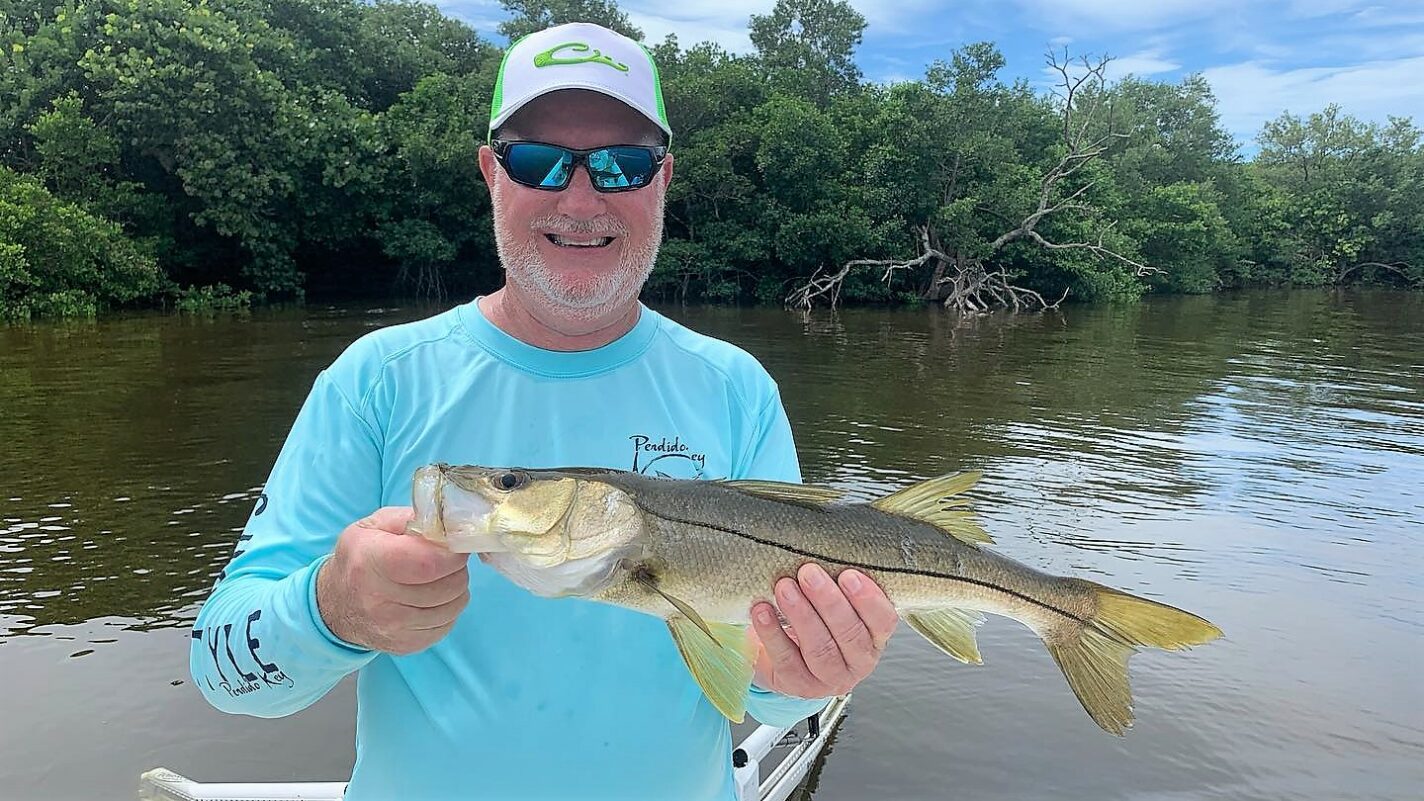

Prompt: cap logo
[{"left": 533, "top": 42, "right": 630, "bottom": 73}]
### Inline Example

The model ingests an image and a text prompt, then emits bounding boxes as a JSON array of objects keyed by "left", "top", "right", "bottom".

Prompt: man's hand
[
  {"left": 316, "top": 506, "right": 471, "bottom": 655},
  {"left": 749, "top": 564, "right": 898, "bottom": 698}
]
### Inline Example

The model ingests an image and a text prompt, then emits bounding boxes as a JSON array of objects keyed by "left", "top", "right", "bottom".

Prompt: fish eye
[{"left": 496, "top": 471, "right": 524, "bottom": 491}]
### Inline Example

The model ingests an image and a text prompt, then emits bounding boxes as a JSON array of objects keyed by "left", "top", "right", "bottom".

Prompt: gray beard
[{"left": 491, "top": 183, "right": 663, "bottom": 322}]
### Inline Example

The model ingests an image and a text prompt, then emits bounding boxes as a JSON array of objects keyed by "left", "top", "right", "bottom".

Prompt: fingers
[
  {"left": 838, "top": 569, "right": 899, "bottom": 652},
  {"left": 376, "top": 530, "right": 471, "bottom": 585},
  {"left": 392, "top": 565, "right": 470, "bottom": 608},
  {"left": 328, "top": 508, "right": 472, "bottom": 655},
  {"left": 780, "top": 567, "right": 843, "bottom": 686},
  {"left": 796, "top": 564, "right": 881, "bottom": 677},
  {"left": 751, "top": 601, "right": 818, "bottom": 694},
  {"left": 751, "top": 566, "right": 900, "bottom": 698},
  {"left": 404, "top": 590, "right": 470, "bottom": 631},
  {"left": 353, "top": 506, "right": 469, "bottom": 586},
  {"left": 357, "top": 506, "right": 415, "bottom": 534}
]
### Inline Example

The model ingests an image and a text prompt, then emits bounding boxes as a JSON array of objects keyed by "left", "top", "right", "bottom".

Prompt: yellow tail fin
[{"left": 1046, "top": 584, "right": 1222, "bottom": 735}]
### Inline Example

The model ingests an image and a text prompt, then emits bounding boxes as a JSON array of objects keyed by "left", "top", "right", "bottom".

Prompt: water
[{"left": 1, "top": 290, "right": 1421, "bottom": 800}]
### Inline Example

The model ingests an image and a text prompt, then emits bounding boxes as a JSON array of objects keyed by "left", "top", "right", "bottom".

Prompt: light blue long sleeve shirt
[{"left": 189, "top": 300, "right": 829, "bottom": 800}]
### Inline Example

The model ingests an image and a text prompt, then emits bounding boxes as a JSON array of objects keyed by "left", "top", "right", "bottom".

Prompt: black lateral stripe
[{"left": 645, "top": 510, "right": 1088, "bottom": 625}]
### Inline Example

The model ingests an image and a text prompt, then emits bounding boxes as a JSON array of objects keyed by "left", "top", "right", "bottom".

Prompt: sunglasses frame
[{"left": 490, "top": 139, "right": 669, "bottom": 194}]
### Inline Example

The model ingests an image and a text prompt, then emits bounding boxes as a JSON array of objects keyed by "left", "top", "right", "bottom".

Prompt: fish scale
[
  {"left": 408, "top": 464, "right": 1223, "bottom": 734},
  {"left": 610, "top": 474, "right": 1085, "bottom": 625}
]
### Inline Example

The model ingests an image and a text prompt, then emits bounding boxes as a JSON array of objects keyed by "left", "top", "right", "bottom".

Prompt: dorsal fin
[
  {"left": 871, "top": 471, "right": 993, "bottom": 545},
  {"left": 722, "top": 480, "right": 846, "bottom": 509}
]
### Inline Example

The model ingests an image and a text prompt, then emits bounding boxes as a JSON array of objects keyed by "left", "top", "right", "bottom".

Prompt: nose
[{"left": 554, "top": 165, "right": 608, "bottom": 219}]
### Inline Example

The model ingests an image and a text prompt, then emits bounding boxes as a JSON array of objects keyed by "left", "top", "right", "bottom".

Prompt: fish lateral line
[{"left": 640, "top": 509, "right": 1091, "bottom": 626}]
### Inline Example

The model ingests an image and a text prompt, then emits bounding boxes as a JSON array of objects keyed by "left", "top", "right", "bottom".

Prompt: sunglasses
[{"left": 490, "top": 139, "right": 668, "bottom": 193}]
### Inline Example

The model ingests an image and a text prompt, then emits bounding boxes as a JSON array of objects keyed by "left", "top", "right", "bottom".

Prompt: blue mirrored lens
[
  {"left": 501, "top": 143, "right": 658, "bottom": 191},
  {"left": 589, "top": 147, "right": 655, "bottom": 189},
  {"left": 505, "top": 143, "right": 573, "bottom": 188}
]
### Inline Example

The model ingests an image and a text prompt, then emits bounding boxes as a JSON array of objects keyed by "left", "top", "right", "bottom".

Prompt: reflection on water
[{"left": 1, "top": 290, "right": 1421, "bottom": 800}]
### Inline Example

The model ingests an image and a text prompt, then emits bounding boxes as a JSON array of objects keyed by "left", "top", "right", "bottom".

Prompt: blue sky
[{"left": 435, "top": 0, "right": 1424, "bottom": 155}]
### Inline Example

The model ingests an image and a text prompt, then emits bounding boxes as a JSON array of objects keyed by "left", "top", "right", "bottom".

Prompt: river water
[{"left": 1, "top": 290, "right": 1421, "bottom": 800}]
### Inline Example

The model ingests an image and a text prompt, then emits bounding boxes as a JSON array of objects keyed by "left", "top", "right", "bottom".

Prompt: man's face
[{"left": 479, "top": 90, "right": 673, "bottom": 326}]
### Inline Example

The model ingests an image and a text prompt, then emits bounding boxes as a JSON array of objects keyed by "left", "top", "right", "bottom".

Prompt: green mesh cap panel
[
  {"left": 488, "top": 34, "right": 529, "bottom": 140},
  {"left": 638, "top": 43, "right": 669, "bottom": 136}
]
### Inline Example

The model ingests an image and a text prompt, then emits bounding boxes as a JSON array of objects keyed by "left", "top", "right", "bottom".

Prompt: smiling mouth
[{"left": 546, "top": 234, "right": 616, "bottom": 249}]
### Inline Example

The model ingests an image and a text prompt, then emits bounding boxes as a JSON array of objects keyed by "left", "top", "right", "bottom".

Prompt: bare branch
[
  {"left": 785, "top": 252, "right": 944, "bottom": 310},
  {"left": 1337, "top": 261, "right": 1415, "bottom": 282},
  {"left": 1021, "top": 229, "right": 1161, "bottom": 276},
  {"left": 788, "top": 47, "right": 1148, "bottom": 316}
]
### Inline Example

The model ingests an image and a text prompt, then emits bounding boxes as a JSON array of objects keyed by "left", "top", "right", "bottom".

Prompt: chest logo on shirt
[{"left": 629, "top": 434, "right": 706, "bottom": 479}]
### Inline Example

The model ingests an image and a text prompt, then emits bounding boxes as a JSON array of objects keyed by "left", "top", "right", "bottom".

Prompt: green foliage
[
  {"left": 749, "top": 0, "right": 865, "bottom": 104},
  {"left": 0, "top": 0, "right": 1417, "bottom": 319},
  {"left": 171, "top": 281, "right": 253, "bottom": 311},
  {"left": 0, "top": 166, "right": 162, "bottom": 319},
  {"left": 1254, "top": 106, "right": 1423, "bottom": 287},
  {"left": 497, "top": 0, "right": 643, "bottom": 42}
]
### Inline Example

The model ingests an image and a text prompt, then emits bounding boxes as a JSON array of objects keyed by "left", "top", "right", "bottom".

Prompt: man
[{"left": 190, "top": 22, "right": 897, "bottom": 800}]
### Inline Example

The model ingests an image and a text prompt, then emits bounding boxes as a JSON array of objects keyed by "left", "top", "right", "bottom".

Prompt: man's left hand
[{"left": 749, "top": 564, "right": 898, "bottom": 698}]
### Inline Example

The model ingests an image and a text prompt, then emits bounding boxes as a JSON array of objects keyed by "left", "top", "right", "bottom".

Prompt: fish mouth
[
  {"left": 545, "top": 233, "right": 616, "bottom": 249},
  {"left": 409, "top": 464, "right": 509, "bottom": 553},
  {"left": 407, "top": 465, "right": 449, "bottom": 542}
]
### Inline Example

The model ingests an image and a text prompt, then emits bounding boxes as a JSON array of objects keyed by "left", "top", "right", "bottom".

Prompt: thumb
[{"left": 355, "top": 506, "right": 416, "bottom": 535}]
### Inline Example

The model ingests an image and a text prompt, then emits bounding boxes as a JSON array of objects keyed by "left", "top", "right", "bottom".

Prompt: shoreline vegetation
[{"left": 2, "top": 0, "right": 1421, "bottom": 321}]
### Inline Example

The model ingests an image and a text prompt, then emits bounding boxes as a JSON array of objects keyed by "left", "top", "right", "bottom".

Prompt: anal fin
[{"left": 903, "top": 608, "right": 985, "bottom": 665}]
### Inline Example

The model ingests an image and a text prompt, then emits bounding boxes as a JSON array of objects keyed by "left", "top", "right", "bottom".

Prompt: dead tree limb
[
  {"left": 1337, "top": 261, "right": 1415, "bottom": 282},
  {"left": 787, "top": 49, "right": 1159, "bottom": 315},
  {"left": 783, "top": 254, "right": 931, "bottom": 310},
  {"left": 786, "top": 227, "right": 946, "bottom": 310}
]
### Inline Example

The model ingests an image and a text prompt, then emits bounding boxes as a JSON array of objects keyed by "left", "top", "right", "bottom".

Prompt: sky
[{"left": 434, "top": 0, "right": 1424, "bottom": 155}]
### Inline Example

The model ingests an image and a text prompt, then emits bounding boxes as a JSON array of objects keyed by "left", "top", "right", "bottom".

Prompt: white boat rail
[{"left": 138, "top": 694, "right": 850, "bottom": 801}]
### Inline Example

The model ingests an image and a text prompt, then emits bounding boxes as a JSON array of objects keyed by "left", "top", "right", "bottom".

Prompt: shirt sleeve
[
  {"left": 188, "top": 370, "right": 381, "bottom": 717},
  {"left": 735, "top": 384, "right": 836, "bottom": 727}
]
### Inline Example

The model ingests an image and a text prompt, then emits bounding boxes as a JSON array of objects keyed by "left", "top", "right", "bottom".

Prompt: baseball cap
[{"left": 489, "top": 22, "right": 672, "bottom": 143}]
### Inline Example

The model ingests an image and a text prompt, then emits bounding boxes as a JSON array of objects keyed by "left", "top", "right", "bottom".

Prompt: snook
[{"left": 407, "top": 464, "right": 1222, "bottom": 734}]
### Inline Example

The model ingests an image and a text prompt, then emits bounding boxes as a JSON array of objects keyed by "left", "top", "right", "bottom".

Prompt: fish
[{"left": 406, "top": 463, "right": 1222, "bottom": 734}]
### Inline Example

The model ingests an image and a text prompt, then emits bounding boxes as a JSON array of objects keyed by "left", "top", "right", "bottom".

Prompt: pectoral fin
[
  {"left": 903, "top": 608, "right": 986, "bottom": 664},
  {"left": 637, "top": 573, "right": 718, "bottom": 643},
  {"left": 667, "top": 617, "right": 757, "bottom": 723}
]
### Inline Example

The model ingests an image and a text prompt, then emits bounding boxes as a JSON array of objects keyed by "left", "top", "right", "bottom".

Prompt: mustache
[{"left": 529, "top": 214, "right": 628, "bottom": 237}]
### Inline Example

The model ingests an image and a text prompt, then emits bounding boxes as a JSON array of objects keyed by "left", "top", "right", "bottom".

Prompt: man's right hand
[{"left": 315, "top": 506, "right": 471, "bottom": 655}]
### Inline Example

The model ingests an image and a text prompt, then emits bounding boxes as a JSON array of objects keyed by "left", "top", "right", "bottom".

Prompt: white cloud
[
  {"left": 1103, "top": 49, "right": 1181, "bottom": 80},
  {"left": 1202, "top": 55, "right": 1424, "bottom": 144},
  {"left": 1285, "top": 0, "right": 1368, "bottom": 17},
  {"left": 625, "top": 11, "right": 755, "bottom": 53},
  {"left": 432, "top": 0, "right": 505, "bottom": 36},
  {"left": 433, "top": 0, "right": 771, "bottom": 47},
  {"left": 625, "top": 1, "right": 954, "bottom": 54},
  {"left": 868, "top": 70, "right": 918, "bottom": 86},
  {"left": 1351, "top": 6, "right": 1424, "bottom": 26},
  {"left": 1035, "top": 47, "right": 1179, "bottom": 92},
  {"left": 851, "top": 0, "right": 954, "bottom": 35},
  {"left": 432, "top": 0, "right": 955, "bottom": 54}
]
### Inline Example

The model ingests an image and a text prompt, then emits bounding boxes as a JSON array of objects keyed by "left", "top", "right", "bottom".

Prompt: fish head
[{"left": 408, "top": 464, "right": 645, "bottom": 596}]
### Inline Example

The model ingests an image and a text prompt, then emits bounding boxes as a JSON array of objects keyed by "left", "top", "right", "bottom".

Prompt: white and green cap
[{"left": 489, "top": 22, "right": 671, "bottom": 142}]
